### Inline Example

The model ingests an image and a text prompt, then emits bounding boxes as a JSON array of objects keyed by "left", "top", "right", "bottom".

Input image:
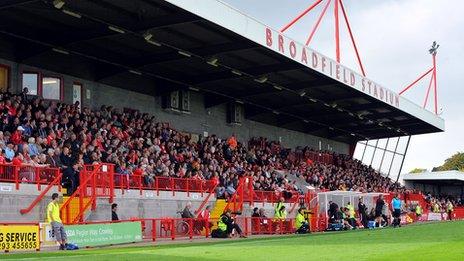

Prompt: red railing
[
  {"left": 78, "top": 217, "right": 298, "bottom": 241},
  {"left": 114, "top": 174, "right": 217, "bottom": 197},
  {"left": 253, "top": 190, "right": 300, "bottom": 206},
  {"left": 19, "top": 173, "right": 62, "bottom": 215},
  {"left": 289, "top": 151, "right": 334, "bottom": 165},
  {"left": 60, "top": 163, "right": 114, "bottom": 224},
  {"left": 0, "top": 163, "right": 60, "bottom": 190},
  {"left": 224, "top": 177, "right": 248, "bottom": 213}
]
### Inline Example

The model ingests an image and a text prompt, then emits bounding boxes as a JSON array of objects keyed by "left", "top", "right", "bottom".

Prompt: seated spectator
[
  {"left": 0, "top": 149, "right": 6, "bottom": 164},
  {"left": 4, "top": 142, "right": 15, "bottom": 161},
  {"left": 181, "top": 202, "right": 195, "bottom": 219}
]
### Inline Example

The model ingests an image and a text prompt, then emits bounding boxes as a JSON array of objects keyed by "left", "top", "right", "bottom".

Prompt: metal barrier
[
  {"left": 0, "top": 164, "right": 60, "bottom": 190},
  {"left": 113, "top": 174, "right": 218, "bottom": 197},
  {"left": 80, "top": 217, "right": 298, "bottom": 241}
]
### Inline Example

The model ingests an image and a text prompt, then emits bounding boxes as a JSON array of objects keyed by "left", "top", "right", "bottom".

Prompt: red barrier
[
  {"left": 0, "top": 164, "right": 60, "bottom": 190},
  {"left": 77, "top": 217, "right": 297, "bottom": 241},
  {"left": 114, "top": 174, "right": 217, "bottom": 197}
]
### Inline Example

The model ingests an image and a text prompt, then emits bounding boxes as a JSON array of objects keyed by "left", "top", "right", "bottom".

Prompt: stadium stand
[{"left": 0, "top": 90, "right": 408, "bottom": 197}]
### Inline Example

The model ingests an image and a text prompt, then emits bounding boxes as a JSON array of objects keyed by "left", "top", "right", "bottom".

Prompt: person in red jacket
[{"left": 11, "top": 126, "right": 24, "bottom": 145}]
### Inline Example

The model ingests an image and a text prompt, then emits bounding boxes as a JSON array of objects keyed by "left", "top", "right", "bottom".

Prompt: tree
[
  {"left": 437, "top": 152, "right": 464, "bottom": 171},
  {"left": 409, "top": 168, "right": 427, "bottom": 173}
]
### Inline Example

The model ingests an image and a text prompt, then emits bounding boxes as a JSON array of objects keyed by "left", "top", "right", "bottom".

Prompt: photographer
[{"left": 213, "top": 209, "right": 246, "bottom": 238}]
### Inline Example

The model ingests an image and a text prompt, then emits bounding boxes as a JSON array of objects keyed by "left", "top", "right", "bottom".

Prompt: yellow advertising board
[{"left": 0, "top": 225, "right": 40, "bottom": 252}]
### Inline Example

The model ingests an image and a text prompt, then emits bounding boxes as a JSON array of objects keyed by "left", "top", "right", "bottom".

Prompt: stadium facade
[{"left": 0, "top": 0, "right": 443, "bottom": 154}]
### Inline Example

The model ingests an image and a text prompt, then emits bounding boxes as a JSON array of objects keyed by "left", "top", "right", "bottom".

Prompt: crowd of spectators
[{"left": 0, "top": 89, "right": 408, "bottom": 196}]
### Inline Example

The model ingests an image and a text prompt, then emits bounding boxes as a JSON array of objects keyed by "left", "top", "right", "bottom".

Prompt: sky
[{"left": 222, "top": 0, "right": 463, "bottom": 173}]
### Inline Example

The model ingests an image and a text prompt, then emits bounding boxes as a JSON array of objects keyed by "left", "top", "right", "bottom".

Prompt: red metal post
[
  {"left": 171, "top": 219, "right": 175, "bottom": 240},
  {"left": 109, "top": 165, "right": 114, "bottom": 203},
  {"left": 188, "top": 219, "right": 193, "bottom": 239},
  {"left": 139, "top": 175, "right": 142, "bottom": 196},
  {"left": 433, "top": 54, "right": 438, "bottom": 114},
  {"left": 399, "top": 67, "right": 433, "bottom": 95},
  {"left": 14, "top": 166, "right": 19, "bottom": 190},
  {"left": 423, "top": 73, "right": 434, "bottom": 108},
  {"left": 339, "top": 0, "right": 366, "bottom": 76},
  {"left": 36, "top": 168, "right": 40, "bottom": 191},
  {"left": 155, "top": 177, "right": 159, "bottom": 196},
  {"left": 280, "top": 0, "right": 323, "bottom": 33},
  {"left": 334, "top": 0, "right": 340, "bottom": 63},
  {"left": 171, "top": 178, "right": 175, "bottom": 197},
  {"left": 200, "top": 181, "right": 203, "bottom": 197},
  {"left": 306, "top": 0, "right": 332, "bottom": 46},
  {"left": 152, "top": 219, "right": 156, "bottom": 241},
  {"left": 205, "top": 218, "right": 210, "bottom": 238},
  {"left": 91, "top": 170, "right": 96, "bottom": 210}
]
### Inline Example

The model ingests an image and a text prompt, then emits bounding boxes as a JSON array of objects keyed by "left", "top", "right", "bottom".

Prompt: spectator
[
  {"left": 251, "top": 207, "right": 260, "bottom": 218},
  {"left": 0, "top": 149, "right": 6, "bottom": 164},
  {"left": 345, "top": 202, "right": 356, "bottom": 228},
  {"left": 446, "top": 200, "right": 454, "bottom": 220},
  {"left": 62, "top": 162, "right": 79, "bottom": 195},
  {"left": 181, "top": 202, "right": 195, "bottom": 219},
  {"left": 111, "top": 203, "right": 119, "bottom": 221},
  {"left": 4, "top": 142, "right": 14, "bottom": 161},
  {"left": 28, "top": 137, "right": 39, "bottom": 156}
]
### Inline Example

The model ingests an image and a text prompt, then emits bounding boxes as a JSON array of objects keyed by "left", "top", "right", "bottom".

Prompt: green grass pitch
[{"left": 3, "top": 221, "right": 464, "bottom": 260}]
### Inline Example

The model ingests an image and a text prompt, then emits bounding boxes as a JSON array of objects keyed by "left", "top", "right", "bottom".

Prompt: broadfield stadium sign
[{"left": 264, "top": 27, "right": 400, "bottom": 108}]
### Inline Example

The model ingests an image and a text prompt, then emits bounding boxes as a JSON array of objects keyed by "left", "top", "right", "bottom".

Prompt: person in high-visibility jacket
[
  {"left": 274, "top": 205, "right": 287, "bottom": 221},
  {"left": 215, "top": 210, "right": 246, "bottom": 238},
  {"left": 446, "top": 200, "right": 454, "bottom": 221},
  {"left": 274, "top": 197, "right": 285, "bottom": 217},
  {"left": 415, "top": 204, "right": 423, "bottom": 219},
  {"left": 433, "top": 201, "right": 440, "bottom": 213},
  {"left": 295, "top": 208, "right": 309, "bottom": 234},
  {"left": 345, "top": 202, "right": 356, "bottom": 228}
]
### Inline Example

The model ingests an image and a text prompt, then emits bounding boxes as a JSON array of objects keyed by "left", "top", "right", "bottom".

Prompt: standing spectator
[
  {"left": 446, "top": 200, "right": 454, "bottom": 220},
  {"left": 274, "top": 197, "right": 284, "bottom": 218},
  {"left": 111, "top": 203, "right": 119, "bottom": 221},
  {"left": 358, "top": 197, "right": 368, "bottom": 228},
  {"left": 47, "top": 193, "right": 68, "bottom": 250}
]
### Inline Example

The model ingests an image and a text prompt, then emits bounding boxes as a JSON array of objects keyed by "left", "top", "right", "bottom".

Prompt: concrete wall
[
  {"left": 0, "top": 182, "right": 296, "bottom": 223},
  {"left": 0, "top": 183, "right": 216, "bottom": 222},
  {"left": 0, "top": 182, "right": 61, "bottom": 222},
  {"left": 0, "top": 57, "right": 349, "bottom": 153}
]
